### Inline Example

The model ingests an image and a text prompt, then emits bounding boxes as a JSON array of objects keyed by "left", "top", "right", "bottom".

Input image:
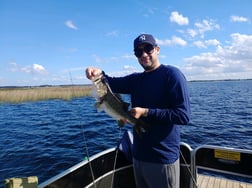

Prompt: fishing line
[
  {"left": 68, "top": 71, "right": 97, "bottom": 188},
  {"left": 110, "top": 127, "right": 124, "bottom": 188},
  {"left": 179, "top": 150, "right": 198, "bottom": 188}
]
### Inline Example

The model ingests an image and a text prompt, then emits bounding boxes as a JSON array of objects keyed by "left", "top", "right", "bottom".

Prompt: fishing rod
[
  {"left": 69, "top": 71, "right": 124, "bottom": 188},
  {"left": 68, "top": 71, "right": 97, "bottom": 188}
]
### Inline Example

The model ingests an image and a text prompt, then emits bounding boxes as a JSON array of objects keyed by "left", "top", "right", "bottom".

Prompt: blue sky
[{"left": 1, "top": 0, "right": 252, "bottom": 86}]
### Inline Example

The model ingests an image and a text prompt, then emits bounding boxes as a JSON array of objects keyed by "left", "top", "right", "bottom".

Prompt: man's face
[{"left": 134, "top": 43, "right": 160, "bottom": 72}]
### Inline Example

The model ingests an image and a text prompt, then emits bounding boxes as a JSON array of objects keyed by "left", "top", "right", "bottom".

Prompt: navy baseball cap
[{"left": 134, "top": 34, "right": 157, "bottom": 50}]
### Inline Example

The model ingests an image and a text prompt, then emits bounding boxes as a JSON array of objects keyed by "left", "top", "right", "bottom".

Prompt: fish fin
[
  {"left": 117, "top": 119, "right": 125, "bottom": 128},
  {"left": 94, "top": 102, "right": 103, "bottom": 112},
  {"left": 91, "top": 85, "right": 98, "bottom": 98},
  {"left": 114, "top": 93, "right": 122, "bottom": 99},
  {"left": 113, "top": 93, "right": 128, "bottom": 106}
]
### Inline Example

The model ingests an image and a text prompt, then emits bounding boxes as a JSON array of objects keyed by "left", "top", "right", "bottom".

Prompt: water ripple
[{"left": 0, "top": 80, "right": 252, "bottom": 185}]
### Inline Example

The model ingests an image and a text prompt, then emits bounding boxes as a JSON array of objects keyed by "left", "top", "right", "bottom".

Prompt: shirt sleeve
[{"left": 147, "top": 69, "right": 190, "bottom": 126}]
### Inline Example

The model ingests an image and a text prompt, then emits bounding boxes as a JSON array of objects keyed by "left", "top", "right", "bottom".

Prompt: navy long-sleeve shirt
[{"left": 106, "top": 64, "right": 190, "bottom": 164}]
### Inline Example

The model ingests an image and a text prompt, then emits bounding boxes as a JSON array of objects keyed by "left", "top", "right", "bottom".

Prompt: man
[{"left": 86, "top": 34, "right": 190, "bottom": 188}]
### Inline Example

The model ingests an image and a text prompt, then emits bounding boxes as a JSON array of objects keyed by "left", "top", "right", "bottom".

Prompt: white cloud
[
  {"left": 193, "top": 39, "right": 220, "bottom": 48},
  {"left": 108, "top": 64, "right": 141, "bottom": 77},
  {"left": 205, "top": 39, "right": 220, "bottom": 46},
  {"left": 33, "top": 64, "right": 47, "bottom": 74},
  {"left": 65, "top": 20, "right": 78, "bottom": 30},
  {"left": 193, "top": 41, "right": 206, "bottom": 48},
  {"left": 172, "top": 36, "right": 187, "bottom": 46},
  {"left": 143, "top": 7, "right": 157, "bottom": 17},
  {"left": 156, "top": 36, "right": 187, "bottom": 46},
  {"left": 106, "top": 30, "right": 119, "bottom": 37},
  {"left": 194, "top": 19, "right": 220, "bottom": 38},
  {"left": 92, "top": 53, "right": 135, "bottom": 64},
  {"left": 9, "top": 63, "right": 48, "bottom": 75},
  {"left": 182, "top": 33, "right": 252, "bottom": 81},
  {"left": 8, "top": 61, "right": 18, "bottom": 72},
  {"left": 123, "top": 65, "right": 138, "bottom": 72},
  {"left": 187, "top": 29, "right": 197, "bottom": 38},
  {"left": 185, "top": 19, "right": 220, "bottom": 39},
  {"left": 170, "top": 11, "right": 189, "bottom": 26},
  {"left": 230, "top": 15, "right": 249, "bottom": 22}
]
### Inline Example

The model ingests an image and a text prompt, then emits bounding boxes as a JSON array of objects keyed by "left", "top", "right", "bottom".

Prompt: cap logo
[{"left": 139, "top": 35, "right": 146, "bottom": 41}]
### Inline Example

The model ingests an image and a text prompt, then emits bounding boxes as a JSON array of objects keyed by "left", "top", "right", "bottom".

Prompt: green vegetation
[{"left": 0, "top": 85, "right": 92, "bottom": 103}]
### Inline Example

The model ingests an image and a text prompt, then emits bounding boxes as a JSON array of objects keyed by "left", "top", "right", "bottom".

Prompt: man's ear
[{"left": 156, "top": 46, "right": 160, "bottom": 54}]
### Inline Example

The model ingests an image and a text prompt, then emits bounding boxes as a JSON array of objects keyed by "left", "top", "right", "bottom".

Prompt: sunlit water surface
[{"left": 0, "top": 80, "right": 251, "bottom": 186}]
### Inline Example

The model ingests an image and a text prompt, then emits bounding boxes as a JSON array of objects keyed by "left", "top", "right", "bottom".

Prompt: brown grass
[{"left": 0, "top": 85, "right": 92, "bottom": 103}]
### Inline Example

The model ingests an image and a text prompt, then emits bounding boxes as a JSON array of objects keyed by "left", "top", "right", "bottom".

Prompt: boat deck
[
  {"left": 36, "top": 144, "right": 252, "bottom": 188},
  {"left": 197, "top": 174, "right": 252, "bottom": 188}
]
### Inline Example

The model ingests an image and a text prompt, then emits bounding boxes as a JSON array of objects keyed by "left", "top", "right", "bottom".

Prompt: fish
[{"left": 91, "top": 73, "right": 149, "bottom": 135}]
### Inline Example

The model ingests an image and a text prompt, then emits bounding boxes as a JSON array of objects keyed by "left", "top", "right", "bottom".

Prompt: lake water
[{"left": 0, "top": 80, "right": 252, "bottom": 186}]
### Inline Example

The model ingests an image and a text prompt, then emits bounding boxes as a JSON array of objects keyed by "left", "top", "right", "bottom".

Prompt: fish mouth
[{"left": 91, "top": 73, "right": 104, "bottom": 83}]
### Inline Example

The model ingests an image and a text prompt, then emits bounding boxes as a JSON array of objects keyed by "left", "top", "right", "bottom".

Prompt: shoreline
[
  {"left": 0, "top": 85, "right": 92, "bottom": 103},
  {"left": 1, "top": 78, "right": 251, "bottom": 89},
  {"left": 1, "top": 79, "right": 251, "bottom": 103}
]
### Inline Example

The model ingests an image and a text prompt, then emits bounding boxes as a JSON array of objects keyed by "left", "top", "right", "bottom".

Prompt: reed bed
[{"left": 0, "top": 85, "right": 92, "bottom": 103}]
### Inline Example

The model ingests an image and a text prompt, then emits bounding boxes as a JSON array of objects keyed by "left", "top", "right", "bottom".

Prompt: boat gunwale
[
  {"left": 193, "top": 144, "right": 252, "bottom": 181},
  {"left": 85, "top": 164, "right": 133, "bottom": 188},
  {"left": 38, "top": 144, "right": 252, "bottom": 188},
  {"left": 38, "top": 147, "right": 117, "bottom": 188}
]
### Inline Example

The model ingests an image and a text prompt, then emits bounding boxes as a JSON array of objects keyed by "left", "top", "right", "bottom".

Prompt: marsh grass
[{"left": 0, "top": 85, "right": 92, "bottom": 103}]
